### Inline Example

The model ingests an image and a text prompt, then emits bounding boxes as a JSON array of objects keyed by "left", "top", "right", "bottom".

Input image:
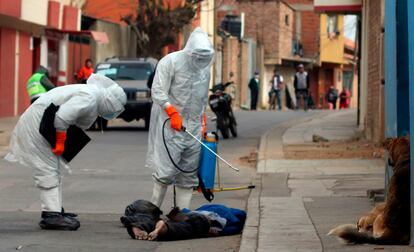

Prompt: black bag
[{"left": 39, "top": 103, "right": 91, "bottom": 163}]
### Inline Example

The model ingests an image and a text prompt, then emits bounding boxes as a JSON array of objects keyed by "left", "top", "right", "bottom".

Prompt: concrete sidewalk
[{"left": 240, "top": 109, "right": 409, "bottom": 252}]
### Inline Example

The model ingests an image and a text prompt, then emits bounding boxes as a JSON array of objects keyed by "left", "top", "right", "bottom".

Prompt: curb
[{"left": 239, "top": 111, "right": 330, "bottom": 252}]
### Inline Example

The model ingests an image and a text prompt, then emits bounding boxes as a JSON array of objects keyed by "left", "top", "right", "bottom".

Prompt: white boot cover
[
  {"left": 40, "top": 186, "right": 61, "bottom": 212},
  {"left": 175, "top": 186, "right": 193, "bottom": 210},
  {"left": 150, "top": 181, "right": 168, "bottom": 208}
]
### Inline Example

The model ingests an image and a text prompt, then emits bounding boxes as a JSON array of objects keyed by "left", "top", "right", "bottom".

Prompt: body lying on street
[{"left": 120, "top": 200, "right": 246, "bottom": 241}]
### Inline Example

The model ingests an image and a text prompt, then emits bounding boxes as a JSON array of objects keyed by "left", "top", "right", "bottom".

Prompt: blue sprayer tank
[{"left": 198, "top": 133, "right": 217, "bottom": 189}]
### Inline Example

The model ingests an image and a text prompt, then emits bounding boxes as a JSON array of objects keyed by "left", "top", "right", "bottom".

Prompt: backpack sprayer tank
[{"left": 198, "top": 132, "right": 217, "bottom": 189}]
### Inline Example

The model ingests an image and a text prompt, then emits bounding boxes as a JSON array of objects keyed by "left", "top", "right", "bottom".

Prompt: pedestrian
[
  {"left": 6, "top": 74, "right": 126, "bottom": 230},
  {"left": 146, "top": 27, "right": 215, "bottom": 210},
  {"left": 339, "top": 87, "right": 351, "bottom": 109},
  {"left": 293, "top": 64, "right": 309, "bottom": 111},
  {"left": 326, "top": 85, "right": 339, "bottom": 110},
  {"left": 77, "top": 58, "right": 94, "bottom": 84},
  {"left": 268, "top": 69, "right": 284, "bottom": 110},
  {"left": 26, "top": 66, "right": 55, "bottom": 104},
  {"left": 248, "top": 71, "right": 260, "bottom": 110},
  {"left": 307, "top": 91, "right": 316, "bottom": 110}
]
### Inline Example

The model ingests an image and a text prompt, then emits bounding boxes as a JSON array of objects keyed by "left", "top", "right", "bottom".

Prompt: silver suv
[{"left": 95, "top": 57, "right": 157, "bottom": 130}]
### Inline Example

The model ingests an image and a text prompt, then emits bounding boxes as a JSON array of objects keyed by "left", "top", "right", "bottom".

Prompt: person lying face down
[{"left": 120, "top": 200, "right": 246, "bottom": 241}]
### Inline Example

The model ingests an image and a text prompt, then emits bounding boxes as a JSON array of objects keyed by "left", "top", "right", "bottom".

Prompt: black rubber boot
[
  {"left": 61, "top": 208, "right": 77, "bottom": 217},
  {"left": 39, "top": 211, "right": 80, "bottom": 231}
]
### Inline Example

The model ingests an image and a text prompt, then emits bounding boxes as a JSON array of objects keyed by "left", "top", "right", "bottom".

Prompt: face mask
[{"left": 102, "top": 113, "right": 117, "bottom": 120}]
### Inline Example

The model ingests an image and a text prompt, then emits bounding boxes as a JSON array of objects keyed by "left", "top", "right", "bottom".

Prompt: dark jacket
[
  {"left": 326, "top": 88, "right": 339, "bottom": 102},
  {"left": 248, "top": 78, "right": 259, "bottom": 92}
]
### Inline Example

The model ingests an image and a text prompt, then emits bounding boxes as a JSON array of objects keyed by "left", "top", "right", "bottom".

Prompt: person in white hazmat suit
[
  {"left": 146, "top": 27, "right": 215, "bottom": 210},
  {"left": 5, "top": 74, "right": 126, "bottom": 231}
]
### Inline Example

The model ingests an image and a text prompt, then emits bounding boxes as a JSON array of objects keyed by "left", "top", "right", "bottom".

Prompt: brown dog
[{"left": 328, "top": 136, "right": 410, "bottom": 245}]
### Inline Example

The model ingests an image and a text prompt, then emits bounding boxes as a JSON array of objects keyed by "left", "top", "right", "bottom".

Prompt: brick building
[
  {"left": 217, "top": 0, "right": 357, "bottom": 109},
  {"left": 217, "top": 0, "right": 297, "bottom": 109},
  {"left": 314, "top": 0, "right": 385, "bottom": 143},
  {"left": 362, "top": 0, "right": 384, "bottom": 142}
]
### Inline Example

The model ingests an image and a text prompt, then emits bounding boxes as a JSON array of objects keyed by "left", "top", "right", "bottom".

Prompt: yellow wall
[{"left": 319, "top": 14, "right": 345, "bottom": 64}]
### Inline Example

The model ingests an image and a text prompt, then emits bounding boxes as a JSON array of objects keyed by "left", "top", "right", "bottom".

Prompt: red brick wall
[
  {"left": 278, "top": 3, "right": 294, "bottom": 61},
  {"left": 300, "top": 10, "right": 319, "bottom": 58},
  {"left": 365, "top": 0, "right": 384, "bottom": 142},
  {"left": 0, "top": 0, "right": 21, "bottom": 17},
  {"left": 238, "top": 1, "right": 280, "bottom": 61},
  {"left": 216, "top": 0, "right": 238, "bottom": 25},
  {"left": 0, "top": 28, "right": 16, "bottom": 117},
  {"left": 18, "top": 32, "right": 32, "bottom": 114},
  {"left": 284, "top": 0, "right": 320, "bottom": 58}
]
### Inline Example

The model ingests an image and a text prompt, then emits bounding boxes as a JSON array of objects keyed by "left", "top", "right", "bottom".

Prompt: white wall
[{"left": 21, "top": 0, "right": 48, "bottom": 26}]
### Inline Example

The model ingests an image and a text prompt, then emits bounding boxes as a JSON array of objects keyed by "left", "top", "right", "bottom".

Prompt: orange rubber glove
[
  {"left": 201, "top": 113, "right": 207, "bottom": 138},
  {"left": 52, "top": 131, "right": 67, "bottom": 156},
  {"left": 165, "top": 105, "right": 182, "bottom": 131}
]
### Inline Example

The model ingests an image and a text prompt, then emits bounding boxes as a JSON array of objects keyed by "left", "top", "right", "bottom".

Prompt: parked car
[{"left": 94, "top": 57, "right": 157, "bottom": 130}]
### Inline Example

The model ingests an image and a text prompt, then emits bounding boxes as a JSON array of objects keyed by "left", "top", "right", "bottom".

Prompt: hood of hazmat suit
[
  {"left": 146, "top": 27, "right": 215, "bottom": 188},
  {"left": 5, "top": 74, "right": 126, "bottom": 189}
]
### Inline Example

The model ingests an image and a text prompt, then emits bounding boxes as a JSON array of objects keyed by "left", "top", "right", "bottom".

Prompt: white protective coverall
[
  {"left": 5, "top": 74, "right": 126, "bottom": 212},
  {"left": 146, "top": 27, "right": 215, "bottom": 209}
]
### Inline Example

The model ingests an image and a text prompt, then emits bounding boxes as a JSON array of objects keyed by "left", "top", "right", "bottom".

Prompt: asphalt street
[{"left": 0, "top": 110, "right": 318, "bottom": 252}]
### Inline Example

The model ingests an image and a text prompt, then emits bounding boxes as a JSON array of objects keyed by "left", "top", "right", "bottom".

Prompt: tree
[{"left": 122, "top": 0, "right": 203, "bottom": 59}]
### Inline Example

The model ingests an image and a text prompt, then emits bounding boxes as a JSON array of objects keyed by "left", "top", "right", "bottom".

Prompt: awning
[
  {"left": 45, "top": 28, "right": 109, "bottom": 44},
  {"left": 314, "top": 0, "right": 362, "bottom": 13}
]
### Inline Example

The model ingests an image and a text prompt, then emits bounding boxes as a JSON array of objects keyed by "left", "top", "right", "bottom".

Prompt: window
[
  {"left": 327, "top": 15, "right": 339, "bottom": 39},
  {"left": 96, "top": 63, "right": 152, "bottom": 81},
  {"left": 285, "top": 14, "right": 289, "bottom": 26}
]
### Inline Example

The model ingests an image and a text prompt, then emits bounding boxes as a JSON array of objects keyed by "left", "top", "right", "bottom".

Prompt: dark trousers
[
  {"left": 295, "top": 90, "right": 308, "bottom": 111},
  {"left": 250, "top": 91, "right": 258, "bottom": 110},
  {"left": 329, "top": 99, "right": 337, "bottom": 110},
  {"left": 269, "top": 90, "right": 281, "bottom": 110}
]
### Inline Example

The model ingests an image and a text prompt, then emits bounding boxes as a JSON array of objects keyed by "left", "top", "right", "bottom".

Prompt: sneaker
[{"left": 39, "top": 211, "right": 80, "bottom": 231}]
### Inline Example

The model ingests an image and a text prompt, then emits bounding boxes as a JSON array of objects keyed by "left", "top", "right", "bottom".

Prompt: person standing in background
[
  {"left": 248, "top": 72, "right": 260, "bottom": 110},
  {"left": 77, "top": 59, "right": 94, "bottom": 84},
  {"left": 268, "top": 69, "right": 284, "bottom": 110},
  {"left": 339, "top": 87, "right": 351, "bottom": 109},
  {"left": 27, "top": 66, "right": 55, "bottom": 104},
  {"left": 293, "top": 64, "right": 309, "bottom": 111},
  {"left": 326, "top": 85, "right": 339, "bottom": 110}
]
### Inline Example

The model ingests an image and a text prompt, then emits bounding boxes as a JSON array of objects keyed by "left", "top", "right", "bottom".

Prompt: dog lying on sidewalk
[{"left": 328, "top": 136, "right": 410, "bottom": 245}]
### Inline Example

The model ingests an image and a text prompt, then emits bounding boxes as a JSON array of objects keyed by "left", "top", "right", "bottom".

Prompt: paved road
[{"left": 0, "top": 110, "right": 318, "bottom": 252}]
